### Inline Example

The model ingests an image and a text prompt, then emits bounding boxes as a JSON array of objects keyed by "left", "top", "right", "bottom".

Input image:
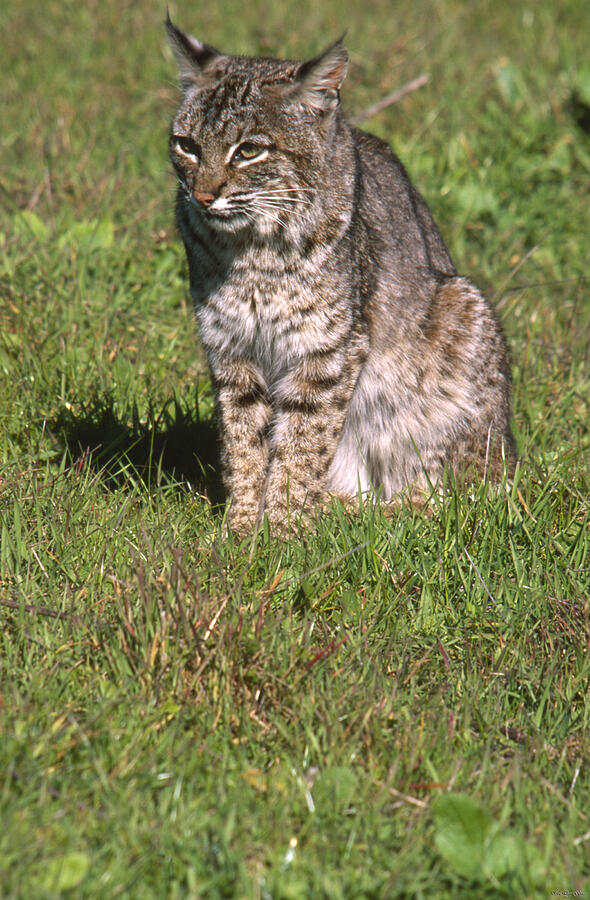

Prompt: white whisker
[
  {"left": 254, "top": 202, "right": 294, "bottom": 218},
  {"left": 255, "top": 200, "right": 293, "bottom": 210},
  {"left": 229, "top": 192, "right": 311, "bottom": 207},
  {"left": 254, "top": 188, "right": 315, "bottom": 196},
  {"left": 250, "top": 205, "right": 287, "bottom": 227},
  {"left": 254, "top": 195, "right": 312, "bottom": 206}
]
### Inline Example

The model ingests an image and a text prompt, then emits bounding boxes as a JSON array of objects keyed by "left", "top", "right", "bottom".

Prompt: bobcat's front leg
[
  {"left": 262, "top": 347, "right": 364, "bottom": 531},
  {"left": 212, "top": 358, "right": 272, "bottom": 534}
]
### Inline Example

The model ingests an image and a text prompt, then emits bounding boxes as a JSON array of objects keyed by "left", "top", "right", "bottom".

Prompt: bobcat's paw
[{"left": 227, "top": 502, "right": 259, "bottom": 537}]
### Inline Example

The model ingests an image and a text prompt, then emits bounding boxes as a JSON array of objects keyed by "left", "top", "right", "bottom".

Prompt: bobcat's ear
[
  {"left": 166, "top": 13, "right": 224, "bottom": 91},
  {"left": 290, "top": 39, "right": 349, "bottom": 112}
]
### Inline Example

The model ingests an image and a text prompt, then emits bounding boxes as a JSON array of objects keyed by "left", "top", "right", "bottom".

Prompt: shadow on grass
[
  {"left": 570, "top": 89, "right": 590, "bottom": 135},
  {"left": 52, "top": 394, "right": 224, "bottom": 504}
]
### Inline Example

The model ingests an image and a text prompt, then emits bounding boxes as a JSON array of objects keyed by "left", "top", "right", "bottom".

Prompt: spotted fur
[{"left": 167, "top": 17, "right": 515, "bottom": 533}]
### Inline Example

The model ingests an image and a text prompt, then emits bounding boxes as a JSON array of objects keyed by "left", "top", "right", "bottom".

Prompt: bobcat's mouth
[
  {"left": 187, "top": 193, "right": 289, "bottom": 233},
  {"left": 184, "top": 184, "right": 307, "bottom": 234},
  {"left": 186, "top": 196, "right": 255, "bottom": 233}
]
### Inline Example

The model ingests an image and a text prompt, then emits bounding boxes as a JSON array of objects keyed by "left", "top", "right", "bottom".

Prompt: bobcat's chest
[{"left": 196, "top": 273, "right": 318, "bottom": 385}]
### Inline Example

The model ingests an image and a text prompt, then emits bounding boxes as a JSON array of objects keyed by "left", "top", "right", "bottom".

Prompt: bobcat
[{"left": 166, "top": 17, "right": 515, "bottom": 534}]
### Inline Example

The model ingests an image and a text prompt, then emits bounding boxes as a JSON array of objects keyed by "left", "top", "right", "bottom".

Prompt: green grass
[{"left": 1, "top": 0, "right": 589, "bottom": 896}]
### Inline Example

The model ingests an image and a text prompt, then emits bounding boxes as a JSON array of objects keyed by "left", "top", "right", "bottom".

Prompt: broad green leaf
[
  {"left": 433, "top": 793, "right": 492, "bottom": 880},
  {"left": 41, "top": 852, "right": 90, "bottom": 892},
  {"left": 12, "top": 210, "right": 49, "bottom": 240},
  {"left": 434, "top": 794, "right": 547, "bottom": 886},
  {"left": 485, "top": 833, "right": 546, "bottom": 884},
  {"left": 454, "top": 182, "right": 499, "bottom": 219},
  {"left": 160, "top": 698, "right": 181, "bottom": 716},
  {"left": 483, "top": 832, "right": 522, "bottom": 879},
  {"left": 313, "top": 766, "right": 358, "bottom": 812},
  {"left": 58, "top": 217, "right": 114, "bottom": 252}
]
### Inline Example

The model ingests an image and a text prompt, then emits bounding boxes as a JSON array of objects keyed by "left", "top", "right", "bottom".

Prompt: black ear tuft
[{"left": 165, "top": 12, "right": 224, "bottom": 91}]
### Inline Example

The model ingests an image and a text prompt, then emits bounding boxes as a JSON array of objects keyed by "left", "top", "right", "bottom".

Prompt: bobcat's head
[{"left": 167, "top": 16, "right": 350, "bottom": 239}]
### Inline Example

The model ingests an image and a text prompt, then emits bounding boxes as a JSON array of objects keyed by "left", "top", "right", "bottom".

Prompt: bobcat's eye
[
  {"left": 172, "top": 135, "right": 200, "bottom": 160},
  {"left": 232, "top": 142, "right": 268, "bottom": 164}
]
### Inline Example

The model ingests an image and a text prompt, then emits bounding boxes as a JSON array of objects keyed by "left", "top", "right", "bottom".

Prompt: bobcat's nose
[{"left": 193, "top": 190, "right": 215, "bottom": 208}]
